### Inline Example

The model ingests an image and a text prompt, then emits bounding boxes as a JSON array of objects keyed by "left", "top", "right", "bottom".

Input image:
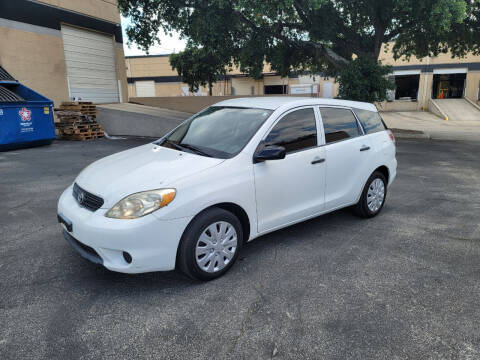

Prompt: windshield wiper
[
  {"left": 178, "top": 143, "right": 213, "bottom": 157},
  {"left": 162, "top": 139, "right": 212, "bottom": 157},
  {"left": 162, "top": 139, "right": 184, "bottom": 151}
]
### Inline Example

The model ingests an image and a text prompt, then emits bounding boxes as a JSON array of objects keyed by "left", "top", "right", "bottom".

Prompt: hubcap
[
  {"left": 195, "top": 221, "right": 238, "bottom": 273},
  {"left": 367, "top": 178, "right": 385, "bottom": 213}
]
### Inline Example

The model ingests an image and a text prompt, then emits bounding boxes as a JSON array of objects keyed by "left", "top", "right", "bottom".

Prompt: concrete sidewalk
[{"left": 381, "top": 111, "right": 480, "bottom": 141}]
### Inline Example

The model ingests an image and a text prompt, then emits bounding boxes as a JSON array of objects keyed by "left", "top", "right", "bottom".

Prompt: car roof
[{"left": 213, "top": 96, "right": 378, "bottom": 112}]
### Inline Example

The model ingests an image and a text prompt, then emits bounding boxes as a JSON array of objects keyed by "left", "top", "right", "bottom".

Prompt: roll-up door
[
  {"left": 61, "top": 25, "right": 119, "bottom": 103},
  {"left": 135, "top": 81, "right": 155, "bottom": 97}
]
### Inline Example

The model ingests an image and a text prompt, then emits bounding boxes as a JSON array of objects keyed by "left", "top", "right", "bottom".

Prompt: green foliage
[
  {"left": 118, "top": 0, "right": 479, "bottom": 102},
  {"left": 169, "top": 47, "right": 229, "bottom": 95},
  {"left": 335, "top": 58, "right": 394, "bottom": 102}
]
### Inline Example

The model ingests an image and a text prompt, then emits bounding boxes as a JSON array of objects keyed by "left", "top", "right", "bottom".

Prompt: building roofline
[{"left": 125, "top": 54, "right": 171, "bottom": 59}]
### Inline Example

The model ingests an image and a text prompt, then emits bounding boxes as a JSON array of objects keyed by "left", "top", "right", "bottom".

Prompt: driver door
[{"left": 253, "top": 107, "right": 326, "bottom": 233}]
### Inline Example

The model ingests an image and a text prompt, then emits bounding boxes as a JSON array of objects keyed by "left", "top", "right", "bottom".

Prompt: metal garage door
[
  {"left": 231, "top": 78, "right": 254, "bottom": 95},
  {"left": 135, "top": 81, "right": 155, "bottom": 97},
  {"left": 61, "top": 25, "right": 119, "bottom": 103}
]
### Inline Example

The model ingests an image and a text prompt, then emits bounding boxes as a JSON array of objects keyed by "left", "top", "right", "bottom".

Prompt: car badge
[{"left": 77, "top": 191, "right": 85, "bottom": 205}]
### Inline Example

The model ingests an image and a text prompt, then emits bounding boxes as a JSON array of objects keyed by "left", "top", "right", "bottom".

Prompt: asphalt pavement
[{"left": 1, "top": 137, "right": 479, "bottom": 359}]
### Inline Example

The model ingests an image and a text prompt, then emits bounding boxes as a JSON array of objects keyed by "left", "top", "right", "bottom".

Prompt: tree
[
  {"left": 335, "top": 58, "right": 394, "bottom": 103},
  {"left": 119, "top": 0, "right": 477, "bottom": 102},
  {"left": 170, "top": 47, "right": 229, "bottom": 95}
]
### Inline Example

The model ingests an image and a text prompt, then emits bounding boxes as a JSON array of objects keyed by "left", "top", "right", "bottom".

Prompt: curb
[{"left": 391, "top": 128, "right": 430, "bottom": 140}]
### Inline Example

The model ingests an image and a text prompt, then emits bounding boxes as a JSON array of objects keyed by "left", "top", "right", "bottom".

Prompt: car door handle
[
  {"left": 360, "top": 146, "right": 370, "bottom": 152},
  {"left": 311, "top": 158, "right": 325, "bottom": 165}
]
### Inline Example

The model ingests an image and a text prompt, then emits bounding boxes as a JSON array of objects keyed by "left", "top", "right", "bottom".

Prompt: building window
[
  {"left": 264, "top": 85, "right": 288, "bottom": 94},
  {"left": 394, "top": 75, "right": 419, "bottom": 101}
]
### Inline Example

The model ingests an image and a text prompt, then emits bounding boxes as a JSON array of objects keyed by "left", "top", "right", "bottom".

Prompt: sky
[{"left": 121, "top": 16, "right": 187, "bottom": 56}]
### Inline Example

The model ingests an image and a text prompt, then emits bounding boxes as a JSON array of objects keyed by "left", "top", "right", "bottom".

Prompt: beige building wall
[
  {"left": 126, "top": 56, "right": 304, "bottom": 98},
  {"left": 127, "top": 42, "right": 480, "bottom": 108},
  {"left": 379, "top": 42, "right": 480, "bottom": 66},
  {"left": 466, "top": 72, "right": 480, "bottom": 102},
  {"left": 0, "top": 0, "right": 127, "bottom": 105},
  {"left": 0, "top": 26, "right": 70, "bottom": 105},
  {"left": 126, "top": 56, "right": 178, "bottom": 77},
  {"left": 380, "top": 42, "right": 480, "bottom": 108},
  {"left": 115, "top": 47, "right": 128, "bottom": 103},
  {"left": 37, "top": 0, "right": 121, "bottom": 24}
]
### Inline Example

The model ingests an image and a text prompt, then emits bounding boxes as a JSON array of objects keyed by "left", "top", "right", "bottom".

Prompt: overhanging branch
[{"left": 231, "top": 7, "right": 350, "bottom": 68}]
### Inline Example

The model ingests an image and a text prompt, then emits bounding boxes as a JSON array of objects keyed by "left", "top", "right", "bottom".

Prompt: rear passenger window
[
  {"left": 264, "top": 108, "right": 317, "bottom": 153},
  {"left": 320, "top": 108, "right": 360, "bottom": 144},
  {"left": 353, "top": 108, "right": 386, "bottom": 134}
]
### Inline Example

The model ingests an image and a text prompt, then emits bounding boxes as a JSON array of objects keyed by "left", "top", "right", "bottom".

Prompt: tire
[
  {"left": 177, "top": 207, "right": 243, "bottom": 281},
  {"left": 353, "top": 171, "right": 387, "bottom": 218}
]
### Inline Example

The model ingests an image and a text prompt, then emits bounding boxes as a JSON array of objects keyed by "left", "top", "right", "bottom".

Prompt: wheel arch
[
  {"left": 354, "top": 165, "right": 390, "bottom": 204},
  {"left": 175, "top": 202, "right": 251, "bottom": 269},
  {"left": 374, "top": 165, "right": 390, "bottom": 184},
  {"left": 212, "top": 202, "right": 251, "bottom": 242}
]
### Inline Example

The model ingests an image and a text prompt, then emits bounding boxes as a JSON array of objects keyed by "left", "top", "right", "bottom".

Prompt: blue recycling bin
[{"left": 0, "top": 66, "right": 56, "bottom": 151}]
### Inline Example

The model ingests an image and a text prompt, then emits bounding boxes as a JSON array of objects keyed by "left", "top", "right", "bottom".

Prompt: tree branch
[{"left": 231, "top": 7, "right": 349, "bottom": 68}]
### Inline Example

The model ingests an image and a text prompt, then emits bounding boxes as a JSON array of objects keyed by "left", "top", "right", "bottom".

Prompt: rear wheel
[
  {"left": 353, "top": 171, "right": 387, "bottom": 218},
  {"left": 177, "top": 208, "right": 243, "bottom": 281}
]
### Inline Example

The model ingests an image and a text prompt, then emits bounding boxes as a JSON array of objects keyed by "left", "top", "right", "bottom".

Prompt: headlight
[{"left": 105, "top": 189, "right": 176, "bottom": 219}]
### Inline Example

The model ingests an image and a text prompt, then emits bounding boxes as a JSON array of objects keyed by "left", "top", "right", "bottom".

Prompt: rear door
[
  {"left": 353, "top": 108, "right": 393, "bottom": 159},
  {"left": 319, "top": 107, "right": 373, "bottom": 210},
  {"left": 254, "top": 107, "right": 326, "bottom": 233}
]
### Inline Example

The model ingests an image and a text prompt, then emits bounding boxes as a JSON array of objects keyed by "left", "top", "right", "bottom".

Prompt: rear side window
[
  {"left": 264, "top": 108, "right": 317, "bottom": 153},
  {"left": 353, "top": 108, "right": 386, "bottom": 134},
  {"left": 320, "top": 108, "right": 360, "bottom": 144}
]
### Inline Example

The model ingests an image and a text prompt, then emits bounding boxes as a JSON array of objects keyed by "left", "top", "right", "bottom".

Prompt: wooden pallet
[
  {"left": 54, "top": 100, "right": 102, "bottom": 141},
  {"left": 55, "top": 120, "right": 104, "bottom": 141},
  {"left": 56, "top": 101, "right": 97, "bottom": 117}
]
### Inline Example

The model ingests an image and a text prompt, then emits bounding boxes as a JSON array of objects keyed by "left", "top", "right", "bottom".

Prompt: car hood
[{"left": 75, "top": 143, "right": 225, "bottom": 208}]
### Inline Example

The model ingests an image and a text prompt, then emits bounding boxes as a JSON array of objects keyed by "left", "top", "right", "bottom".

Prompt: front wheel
[
  {"left": 353, "top": 171, "right": 387, "bottom": 218},
  {"left": 177, "top": 208, "right": 243, "bottom": 281}
]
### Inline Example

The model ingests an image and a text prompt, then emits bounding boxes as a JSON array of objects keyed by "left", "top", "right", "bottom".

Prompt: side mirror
[{"left": 253, "top": 143, "right": 286, "bottom": 163}]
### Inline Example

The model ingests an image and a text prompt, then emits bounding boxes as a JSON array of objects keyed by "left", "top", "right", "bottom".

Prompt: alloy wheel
[{"left": 367, "top": 178, "right": 385, "bottom": 213}]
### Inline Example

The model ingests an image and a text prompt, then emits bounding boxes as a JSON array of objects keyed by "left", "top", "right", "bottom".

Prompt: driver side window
[{"left": 264, "top": 108, "right": 317, "bottom": 154}]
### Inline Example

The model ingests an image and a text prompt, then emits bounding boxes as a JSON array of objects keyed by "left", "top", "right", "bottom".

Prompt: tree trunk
[
  {"left": 208, "top": 82, "right": 213, "bottom": 96},
  {"left": 373, "top": 25, "right": 386, "bottom": 60}
]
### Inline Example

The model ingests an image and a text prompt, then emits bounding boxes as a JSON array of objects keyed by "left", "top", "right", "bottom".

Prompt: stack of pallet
[{"left": 54, "top": 101, "right": 104, "bottom": 141}]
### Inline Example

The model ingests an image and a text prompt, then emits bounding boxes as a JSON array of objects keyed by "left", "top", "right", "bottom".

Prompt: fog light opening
[{"left": 123, "top": 251, "right": 132, "bottom": 264}]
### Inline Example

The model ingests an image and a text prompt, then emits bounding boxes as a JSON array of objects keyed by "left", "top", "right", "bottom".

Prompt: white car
[{"left": 58, "top": 97, "right": 396, "bottom": 280}]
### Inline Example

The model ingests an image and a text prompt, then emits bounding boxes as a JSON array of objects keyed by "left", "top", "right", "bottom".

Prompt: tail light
[{"left": 387, "top": 130, "right": 395, "bottom": 144}]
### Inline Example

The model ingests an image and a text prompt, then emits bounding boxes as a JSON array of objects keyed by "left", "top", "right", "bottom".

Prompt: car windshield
[{"left": 158, "top": 106, "right": 273, "bottom": 158}]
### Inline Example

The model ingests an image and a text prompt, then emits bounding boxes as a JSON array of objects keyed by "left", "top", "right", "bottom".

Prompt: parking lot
[{"left": 1, "top": 137, "right": 480, "bottom": 359}]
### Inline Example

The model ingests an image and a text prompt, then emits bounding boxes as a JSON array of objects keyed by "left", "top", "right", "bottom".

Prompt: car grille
[{"left": 72, "top": 183, "right": 104, "bottom": 211}]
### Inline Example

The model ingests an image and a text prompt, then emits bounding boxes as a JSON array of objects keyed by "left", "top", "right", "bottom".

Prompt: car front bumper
[{"left": 57, "top": 185, "right": 193, "bottom": 273}]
